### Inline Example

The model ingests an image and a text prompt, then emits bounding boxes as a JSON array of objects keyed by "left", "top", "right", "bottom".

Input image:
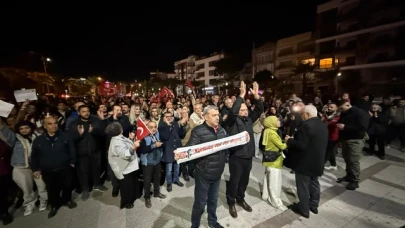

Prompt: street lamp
[
  {"left": 97, "top": 77, "right": 102, "bottom": 81},
  {"left": 46, "top": 58, "right": 51, "bottom": 62}
]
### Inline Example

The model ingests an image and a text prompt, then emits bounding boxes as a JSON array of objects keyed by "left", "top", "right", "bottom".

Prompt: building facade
[
  {"left": 315, "top": 0, "right": 405, "bottom": 95},
  {"left": 275, "top": 32, "right": 315, "bottom": 93},
  {"left": 252, "top": 42, "right": 275, "bottom": 77}
]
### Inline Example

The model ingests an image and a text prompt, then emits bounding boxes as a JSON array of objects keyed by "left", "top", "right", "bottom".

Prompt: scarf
[{"left": 262, "top": 116, "right": 279, "bottom": 146}]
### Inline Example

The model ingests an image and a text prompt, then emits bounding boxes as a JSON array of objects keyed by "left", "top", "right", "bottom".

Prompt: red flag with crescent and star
[{"left": 136, "top": 118, "right": 151, "bottom": 140}]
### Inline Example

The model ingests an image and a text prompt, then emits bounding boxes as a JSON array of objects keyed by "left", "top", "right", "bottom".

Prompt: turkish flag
[
  {"left": 136, "top": 118, "right": 151, "bottom": 140},
  {"left": 158, "top": 86, "right": 174, "bottom": 99},
  {"left": 186, "top": 80, "right": 194, "bottom": 89}
]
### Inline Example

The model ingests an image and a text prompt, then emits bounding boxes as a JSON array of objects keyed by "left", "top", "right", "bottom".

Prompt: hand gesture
[
  {"left": 155, "top": 141, "right": 163, "bottom": 147},
  {"left": 336, "top": 123, "right": 345, "bottom": 130},
  {"left": 250, "top": 81, "right": 260, "bottom": 99},
  {"left": 22, "top": 99, "right": 30, "bottom": 108},
  {"left": 89, "top": 124, "right": 93, "bottom": 133},
  {"left": 239, "top": 81, "right": 246, "bottom": 98},
  {"left": 245, "top": 132, "right": 250, "bottom": 142},
  {"left": 285, "top": 135, "right": 291, "bottom": 141},
  {"left": 97, "top": 109, "right": 104, "bottom": 120},
  {"left": 33, "top": 171, "right": 41, "bottom": 179},
  {"left": 78, "top": 125, "right": 84, "bottom": 135},
  {"left": 222, "top": 114, "right": 228, "bottom": 121},
  {"left": 133, "top": 140, "right": 140, "bottom": 150},
  {"left": 368, "top": 111, "right": 373, "bottom": 117}
]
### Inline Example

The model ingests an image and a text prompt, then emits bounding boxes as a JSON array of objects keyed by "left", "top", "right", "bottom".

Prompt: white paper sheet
[
  {"left": 14, "top": 89, "right": 38, "bottom": 102},
  {"left": 0, "top": 100, "right": 15, "bottom": 118}
]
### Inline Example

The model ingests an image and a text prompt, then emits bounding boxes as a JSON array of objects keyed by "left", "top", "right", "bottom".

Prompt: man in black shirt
[{"left": 336, "top": 98, "right": 369, "bottom": 190}]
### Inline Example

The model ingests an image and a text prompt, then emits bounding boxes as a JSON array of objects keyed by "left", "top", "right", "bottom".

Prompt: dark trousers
[
  {"left": 108, "top": 164, "right": 120, "bottom": 191},
  {"left": 342, "top": 139, "right": 364, "bottom": 182},
  {"left": 142, "top": 163, "right": 161, "bottom": 198},
  {"left": 188, "top": 161, "right": 196, "bottom": 176},
  {"left": 226, "top": 156, "right": 252, "bottom": 205},
  {"left": 119, "top": 170, "right": 140, "bottom": 208},
  {"left": 388, "top": 124, "right": 405, "bottom": 147},
  {"left": 295, "top": 173, "right": 320, "bottom": 215},
  {"left": 180, "top": 162, "right": 188, "bottom": 177},
  {"left": 191, "top": 173, "right": 221, "bottom": 228},
  {"left": 42, "top": 166, "right": 73, "bottom": 208},
  {"left": 0, "top": 174, "right": 10, "bottom": 215},
  {"left": 369, "top": 135, "right": 385, "bottom": 157},
  {"left": 325, "top": 140, "right": 337, "bottom": 166},
  {"left": 77, "top": 153, "right": 101, "bottom": 191}
]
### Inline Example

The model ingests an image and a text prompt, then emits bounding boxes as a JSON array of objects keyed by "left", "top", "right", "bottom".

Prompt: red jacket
[{"left": 322, "top": 113, "right": 340, "bottom": 141}]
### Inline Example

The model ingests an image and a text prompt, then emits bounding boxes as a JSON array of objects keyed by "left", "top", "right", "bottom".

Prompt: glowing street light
[
  {"left": 46, "top": 58, "right": 51, "bottom": 62},
  {"left": 337, "top": 72, "right": 342, "bottom": 77},
  {"left": 97, "top": 77, "right": 102, "bottom": 81}
]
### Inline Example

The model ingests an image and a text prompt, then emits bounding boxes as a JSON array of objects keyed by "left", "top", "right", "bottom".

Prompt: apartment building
[
  {"left": 194, "top": 53, "right": 225, "bottom": 87},
  {"left": 252, "top": 42, "right": 276, "bottom": 77},
  {"left": 315, "top": 0, "right": 405, "bottom": 95},
  {"left": 275, "top": 32, "right": 315, "bottom": 93},
  {"left": 174, "top": 55, "right": 198, "bottom": 81}
]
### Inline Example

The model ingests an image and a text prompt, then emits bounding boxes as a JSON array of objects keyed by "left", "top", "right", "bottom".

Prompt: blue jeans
[
  {"left": 165, "top": 162, "right": 179, "bottom": 185},
  {"left": 191, "top": 173, "right": 221, "bottom": 228}
]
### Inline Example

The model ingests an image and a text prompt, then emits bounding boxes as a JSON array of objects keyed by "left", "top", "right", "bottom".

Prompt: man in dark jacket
[
  {"left": 176, "top": 105, "right": 227, "bottom": 228},
  {"left": 336, "top": 98, "right": 369, "bottom": 190},
  {"left": 226, "top": 81, "right": 263, "bottom": 218},
  {"left": 285, "top": 105, "right": 328, "bottom": 218},
  {"left": 159, "top": 111, "right": 186, "bottom": 192},
  {"left": 31, "top": 116, "right": 77, "bottom": 218},
  {"left": 69, "top": 105, "right": 107, "bottom": 200}
]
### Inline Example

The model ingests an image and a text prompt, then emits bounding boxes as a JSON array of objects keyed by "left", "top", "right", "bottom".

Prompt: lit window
[
  {"left": 319, "top": 58, "right": 333, "bottom": 69},
  {"left": 302, "top": 58, "right": 315, "bottom": 65}
]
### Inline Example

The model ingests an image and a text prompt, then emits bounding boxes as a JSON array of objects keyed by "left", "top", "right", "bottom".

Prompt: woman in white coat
[{"left": 106, "top": 122, "right": 140, "bottom": 209}]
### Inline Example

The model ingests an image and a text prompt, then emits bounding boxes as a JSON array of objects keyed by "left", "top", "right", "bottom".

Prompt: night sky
[{"left": 0, "top": 2, "right": 329, "bottom": 81}]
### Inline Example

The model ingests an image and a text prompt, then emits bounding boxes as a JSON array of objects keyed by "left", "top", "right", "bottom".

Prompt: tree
[
  {"left": 291, "top": 63, "right": 317, "bottom": 96},
  {"left": 254, "top": 70, "right": 273, "bottom": 85},
  {"left": 0, "top": 68, "right": 31, "bottom": 91},
  {"left": 26, "top": 72, "right": 55, "bottom": 94},
  {"left": 214, "top": 55, "right": 244, "bottom": 81}
]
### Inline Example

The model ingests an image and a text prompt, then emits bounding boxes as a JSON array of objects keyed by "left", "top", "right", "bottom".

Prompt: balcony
[
  {"left": 337, "top": 24, "right": 360, "bottom": 35},
  {"left": 277, "top": 63, "right": 295, "bottom": 69},
  {"left": 373, "top": 0, "right": 400, "bottom": 11},
  {"left": 335, "top": 42, "right": 357, "bottom": 52},
  {"left": 370, "top": 35, "right": 394, "bottom": 47},
  {"left": 367, "top": 55, "right": 401, "bottom": 64},
  {"left": 368, "top": 14, "right": 405, "bottom": 28},
  {"left": 337, "top": 7, "right": 360, "bottom": 23}
]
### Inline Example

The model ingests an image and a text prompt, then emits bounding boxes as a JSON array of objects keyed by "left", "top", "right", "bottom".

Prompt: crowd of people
[{"left": 0, "top": 82, "right": 404, "bottom": 227}]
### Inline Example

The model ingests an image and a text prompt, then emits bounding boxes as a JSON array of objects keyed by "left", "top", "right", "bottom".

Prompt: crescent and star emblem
[{"left": 137, "top": 127, "right": 144, "bottom": 136}]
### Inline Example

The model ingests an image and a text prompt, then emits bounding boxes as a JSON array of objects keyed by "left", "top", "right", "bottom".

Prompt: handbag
[{"left": 262, "top": 150, "right": 281, "bottom": 163}]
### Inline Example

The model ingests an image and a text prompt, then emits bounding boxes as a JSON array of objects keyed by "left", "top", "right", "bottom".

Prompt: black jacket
[
  {"left": 286, "top": 118, "right": 328, "bottom": 177},
  {"left": 186, "top": 123, "right": 227, "bottom": 181},
  {"left": 69, "top": 117, "right": 105, "bottom": 156},
  {"left": 368, "top": 111, "right": 389, "bottom": 136},
  {"left": 31, "top": 131, "right": 76, "bottom": 172},
  {"left": 338, "top": 107, "right": 369, "bottom": 140},
  {"left": 226, "top": 97, "right": 264, "bottom": 159}
]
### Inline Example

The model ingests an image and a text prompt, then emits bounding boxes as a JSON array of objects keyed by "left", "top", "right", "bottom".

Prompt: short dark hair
[
  {"left": 78, "top": 105, "right": 89, "bottom": 112},
  {"left": 335, "top": 98, "right": 350, "bottom": 107}
]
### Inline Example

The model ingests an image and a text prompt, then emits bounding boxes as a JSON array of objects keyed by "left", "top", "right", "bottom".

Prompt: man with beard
[
  {"left": 220, "top": 98, "right": 233, "bottom": 128},
  {"left": 104, "top": 104, "right": 131, "bottom": 197},
  {"left": 65, "top": 101, "right": 85, "bottom": 131},
  {"left": 322, "top": 103, "right": 340, "bottom": 170},
  {"left": 69, "top": 105, "right": 108, "bottom": 200},
  {"left": 336, "top": 98, "right": 369, "bottom": 190}
]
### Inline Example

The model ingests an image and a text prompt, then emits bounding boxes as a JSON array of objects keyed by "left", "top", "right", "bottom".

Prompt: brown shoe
[
  {"left": 237, "top": 200, "right": 252, "bottom": 212},
  {"left": 229, "top": 205, "right": 238, "bottom": 218},
  {"left": 145, "top": 198, "right": 151, "bottom": 208}
]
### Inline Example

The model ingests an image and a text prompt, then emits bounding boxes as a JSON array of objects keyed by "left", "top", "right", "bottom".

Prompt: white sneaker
[
  {"left": 39, "top": 200, "right": 47, "bottom": 212},
  {"left": 24, "top": 203, "right": 35, "bottom": 216},
  {"left": 329, "top": 166, "right": 338, "bottom": 170}
]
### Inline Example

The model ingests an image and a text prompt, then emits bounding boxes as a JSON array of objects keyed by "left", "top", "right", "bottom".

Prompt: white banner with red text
[{"left": 175, "top": 131, "right": 249, "bottom": 164}]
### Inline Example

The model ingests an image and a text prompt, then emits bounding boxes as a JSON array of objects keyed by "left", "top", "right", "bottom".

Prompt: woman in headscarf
[
  {"left": 261, "top": 116, "right": 288, "bottom": 210},
  {"left": 106, "top": 122, "right": 140, "bottom": 209}
]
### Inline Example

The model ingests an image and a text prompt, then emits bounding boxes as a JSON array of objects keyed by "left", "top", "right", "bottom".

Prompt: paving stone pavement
[{"left": 3, "top": 146, "right": 405, "bottom": 228}]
